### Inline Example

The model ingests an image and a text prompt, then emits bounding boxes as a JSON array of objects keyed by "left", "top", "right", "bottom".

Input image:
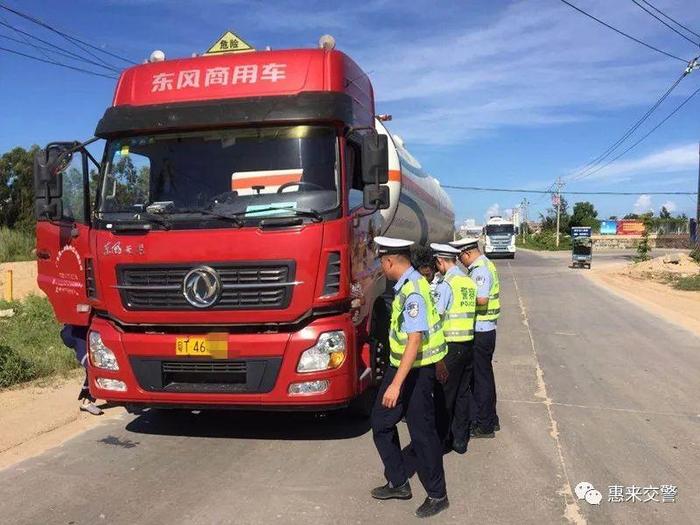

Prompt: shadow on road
[{"left": 125, "top": 408, "right": 371, "bottom": 441}]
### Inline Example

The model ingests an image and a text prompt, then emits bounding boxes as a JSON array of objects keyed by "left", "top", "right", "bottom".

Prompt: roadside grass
[
  {"left": 673, "top": 274, "right": 700, "bottom": 291},
  {"left": 691, "top": 246, "right": 700, "bottom": 264},
  {"left": 0, "top": 228, "right": 35, "bottom": 263},
  {"left": 516, "top": 231, "right": 572, "bottom": 251},
  {"left": 0, "top": 295, "right": 77, "bottom": 388}
]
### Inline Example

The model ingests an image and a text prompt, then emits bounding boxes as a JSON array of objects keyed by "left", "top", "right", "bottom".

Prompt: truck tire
[
  {"left": 348, "top": 300, "right": 389, "bottom": 419},
  {"left": 369, "top": 299, "right": 390, "bottom": 383}
]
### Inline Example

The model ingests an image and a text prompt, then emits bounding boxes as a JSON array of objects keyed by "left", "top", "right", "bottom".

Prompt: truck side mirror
[
  {"left": 363, "top": 184, "right": 390, "bottom": 210},
  {"left": 361, "top": 134, "right": 389, "bottom": 185},
  {"left": 33, "top": 143, "right": 74, "bottom": 221}
]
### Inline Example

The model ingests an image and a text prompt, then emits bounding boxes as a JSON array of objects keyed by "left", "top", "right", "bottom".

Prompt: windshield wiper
[
  {"left": 109, "top": 211, "right": 172, "bottom": 231},
  {"left": 169, "top": 208, "right": 244, "bottom": 227},
  {"left": 232, "top": 207, "right": 323, "bottom": 222}
]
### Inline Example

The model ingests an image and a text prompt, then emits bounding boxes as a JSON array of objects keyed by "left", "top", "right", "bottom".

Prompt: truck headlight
[
  {"left": 297, "top": 331, "right": 346, "bottom": 373},
  {"left": 88, "top": 331, "right": 119, "bottom": 371}
]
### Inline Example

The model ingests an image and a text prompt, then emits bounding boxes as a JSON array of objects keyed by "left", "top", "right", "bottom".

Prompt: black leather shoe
[
  {"left": 452, "top": 438, "right": 468, "bottom": 454},
  {"left": 470, "top": 426, "right": 495, "bottom": 438},
  {"left": 415, "top": 496, "right": 449, "bottom": 518},
  {"left": 371, "top": 481, "right": 412, "bottom": 500}
]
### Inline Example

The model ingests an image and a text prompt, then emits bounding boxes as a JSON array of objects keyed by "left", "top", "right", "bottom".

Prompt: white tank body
[{"left": 375, "top": 119, "right": 455, "bottom": 244}]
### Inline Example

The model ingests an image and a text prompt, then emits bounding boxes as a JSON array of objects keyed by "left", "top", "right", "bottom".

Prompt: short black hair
[{"left": 411, "top": 245, "right": 436, "bottom": 271}]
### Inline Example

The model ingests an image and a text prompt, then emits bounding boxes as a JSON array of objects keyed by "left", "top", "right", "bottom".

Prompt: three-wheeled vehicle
[{"left": 571, "top": 226, "right": 592, "bottom": 269}]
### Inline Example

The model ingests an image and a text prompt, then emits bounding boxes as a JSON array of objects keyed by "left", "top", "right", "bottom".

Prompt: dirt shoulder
[
  {"left": 584, "top": 258, "right": 700, "bottom": 338},
  {"left": 0, "top": 371, "right": 126, "bottom": 470},
  {"left": 0, "top": 260, "right": 43, "bottom": 301}
]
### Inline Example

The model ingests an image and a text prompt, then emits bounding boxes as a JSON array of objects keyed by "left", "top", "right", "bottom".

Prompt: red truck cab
[{"left": 34, "top": 46, "right": 391, "bottom": 413}]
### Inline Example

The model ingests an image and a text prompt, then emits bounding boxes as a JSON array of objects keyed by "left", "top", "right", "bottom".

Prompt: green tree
[
  {"left": 0, "top": 146, "right": 40, "bottom": 229},
  {"left": 570, "top": 201, "right": 600, "bottom": 231},
  {"left": 623, "top": 213, "right": 639, "bottom": 219},
  {"left": 635, "top": 213, "right": 653, "bottom": 261},
  {"left": 539, "top": 196, "right": 570, "bottom": 234},
  {"left": 659, "top": 206, "right": 672, "bottom": 219}
]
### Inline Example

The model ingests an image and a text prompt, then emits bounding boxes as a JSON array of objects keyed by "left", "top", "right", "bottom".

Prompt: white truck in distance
[{"left": 484, "top": 216, "right": 516, "bottom": 259}]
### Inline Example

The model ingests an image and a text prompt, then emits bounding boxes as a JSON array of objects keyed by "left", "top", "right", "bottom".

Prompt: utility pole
[
  {"left": 555, "top": 177, "right": 565, "bottom": 247},
  {"left": 520, "top": 198, "right": 529, "bottom": 238},
  {"left": 696, "top": 141, "right": 699, "bottom": 247}
]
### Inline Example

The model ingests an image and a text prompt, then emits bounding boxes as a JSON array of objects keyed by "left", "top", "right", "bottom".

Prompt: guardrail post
[{"left": 3, "top": 270, "right": 13, "bottom": 302}]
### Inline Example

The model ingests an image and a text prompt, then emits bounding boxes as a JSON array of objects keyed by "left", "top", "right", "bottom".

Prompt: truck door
[{"left": 34, "top": 144, "right": 96, "bottom": 325}]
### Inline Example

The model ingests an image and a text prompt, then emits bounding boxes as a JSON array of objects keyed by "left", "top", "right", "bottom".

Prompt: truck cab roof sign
[{"left": 205, "top": 30, "right": 255, "bottom": 55}]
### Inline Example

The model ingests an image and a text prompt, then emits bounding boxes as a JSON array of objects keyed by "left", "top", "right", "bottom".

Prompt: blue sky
[{"left": 1, "top": 0, "right": 698, "bottom": 224}]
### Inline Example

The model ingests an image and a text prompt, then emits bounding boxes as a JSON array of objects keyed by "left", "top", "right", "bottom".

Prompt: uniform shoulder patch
[
  {"left": 475, "top": 274, "right": 486, "bottom": 285},
  {"left": 406, "top": 301, "right": 420, "bottom": 318}
]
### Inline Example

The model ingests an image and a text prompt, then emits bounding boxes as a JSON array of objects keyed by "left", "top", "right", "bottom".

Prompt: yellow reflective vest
[
  {"left": 389, "top": 272, "right": 447, "bottom": 368},
  {"left": 470, "top": 257, "right": 500, "bottom": 323},
  {"left": 442, "top": 270, "right": 477, "bottom": 342}
]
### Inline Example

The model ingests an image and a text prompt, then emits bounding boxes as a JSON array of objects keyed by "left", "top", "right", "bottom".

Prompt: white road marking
[{"left": 507, "top": 261, "right": 586, "bottom": 525}]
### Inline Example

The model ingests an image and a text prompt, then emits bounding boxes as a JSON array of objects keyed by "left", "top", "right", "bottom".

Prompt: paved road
[{"left": 1, "top": 251, "right": 698, "bottom": 524}]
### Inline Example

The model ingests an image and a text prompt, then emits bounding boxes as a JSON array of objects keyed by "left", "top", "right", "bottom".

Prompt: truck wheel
[{"left": 369, "top": 300, "right": 390, "bottom": 384}]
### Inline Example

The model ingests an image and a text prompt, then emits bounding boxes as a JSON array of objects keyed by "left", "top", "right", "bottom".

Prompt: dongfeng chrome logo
[{"left": 183, "top": 266, "right": 222, "bottom": 308}]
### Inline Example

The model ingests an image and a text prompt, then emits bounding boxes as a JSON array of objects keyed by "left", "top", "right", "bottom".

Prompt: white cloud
[
  {"left": 661, "top": 200, "right": 677, "bottom": 213},
  {"left": 485, "top": 203, "right": 501, "bottom": 221},
  {"left": 569, "top": 143, "right": 698, "bottom": 182},
  {"left": 114, "top": 0, "right": 699, "bottom": 147},
  {"left": 347, "top": 0, "right": 698, "bottom": 145},
  {"left": 633, "top": 194, "right": 653, "bottom": 214}
]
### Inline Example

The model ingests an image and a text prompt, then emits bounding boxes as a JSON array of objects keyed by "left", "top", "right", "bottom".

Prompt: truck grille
[
  {"left": 162, "top": 361, "right": 247, "bottom": 374},
  {"left": 116, "top": 262, "right": 295, "bottom": 311},
  {"left": 130, "top": 357, "right": 282, "bottom": 394}
]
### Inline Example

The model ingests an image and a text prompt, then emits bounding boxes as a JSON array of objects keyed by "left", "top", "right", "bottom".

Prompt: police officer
[
  {"left": 411, "top": 245, "right": 439, "bottom": 297},
  {"left": 370, "top": 236, "right": 450, "bottom": 519},
  {"left": 60, "top": 325, "right": 103, "bottom": 415},
  {"left": 450, "top": 236, "right": 500, "bottom": 438},
  {"left": 430, "top": 243, "right": 477, "bottom": 454}
]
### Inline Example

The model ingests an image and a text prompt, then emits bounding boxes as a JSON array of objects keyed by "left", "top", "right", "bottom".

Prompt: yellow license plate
[{"left": 175, "top": 333, "right": 228, "bottom": 359}]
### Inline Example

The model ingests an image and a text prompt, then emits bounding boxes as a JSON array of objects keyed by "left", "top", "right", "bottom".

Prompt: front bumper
[
  {"left": 87, "top": 313, "right": 362, "bottom": 409},
  {"left": 485, "top": 246, "right": 515, "bottom": 253}
]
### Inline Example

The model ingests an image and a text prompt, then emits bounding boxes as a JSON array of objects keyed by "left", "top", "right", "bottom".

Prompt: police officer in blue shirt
[
  {"left": 370, "top": 236, "right": 449, "bottom": 519},
  {"left": 430, "top": 243, "right": 476, "bottom": 454},
  {"left": 450, "top": 237, "right": 501, "bottom": 438}
]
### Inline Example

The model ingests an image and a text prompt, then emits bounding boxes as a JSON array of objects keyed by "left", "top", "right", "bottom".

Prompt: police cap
[
  {"left": 449, "top": 236, "right": 480, "bottom": 252},
  {"left": 374, "top": 236, "right": 414, "bottom": 256},
  {"left": 430, "top": 243, "right": 460, "bottom": 258}
]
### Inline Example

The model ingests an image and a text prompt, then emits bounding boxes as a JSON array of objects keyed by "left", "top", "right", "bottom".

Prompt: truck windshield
[
  {"left": 98, "top": 126, "right": 339, "bottom": 223},
  {"left": 486, "top": 225, "right": 514, "bottom": 235}
]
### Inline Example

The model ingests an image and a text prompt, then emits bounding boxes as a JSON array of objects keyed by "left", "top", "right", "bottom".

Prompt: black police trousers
[
  {"left": 471, "top": 329, "right": 499, "bottom": 431},
  {"left": 371, "top": 365, "right": 447, "bottom": 499},
  {"left": 60, "top": 325, "right": 95, "bottom": 402},
  {"left": 435, "top": 341, "right": 473, "bottom": 444}
]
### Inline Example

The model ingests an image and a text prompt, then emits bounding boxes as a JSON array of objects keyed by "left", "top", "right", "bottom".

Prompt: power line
[
  {"left": 0, "top": 2, "right": 117, "bottom": 71},
  {"left": 638, "top": 0, "right": 700, "bottom": 42},
  {"left": 0, "top": 45, "right": 117, "bottom": 79},
  {"left": 0, "top": 21, "right": 119, "bottom": 72},
  {"left": 0, "top": 12, "right": 52, "bottom": 62},
  {"left": 558, "top": 0, "right": 691, "bottom": 63},
  {"left": 441, "top": 185, "right": 697, "bottom": 196},
  {"left": 575, "top": 85, "right": 700, "bottom": 179},
  {"left": 0, "top": 29, "right": 118, "bottom": 72},
  {"left": 570, "top": 67, "right": 691, "bottom": 181},
  {"left": 631, "top": 0, "right": 699, "bottom": 47},
  {"left": 0, "top": 2, "right": 136, "bottom": 66}
]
